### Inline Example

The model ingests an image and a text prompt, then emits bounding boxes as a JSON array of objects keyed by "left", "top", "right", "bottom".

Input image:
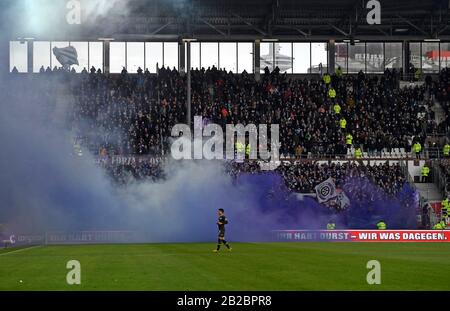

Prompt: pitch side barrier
[
  {"left": 44, "top": 231, "right": 138, "bottom": 245},
  {"left": 273, "top": 230, "right": 450, "bottom": 242}
]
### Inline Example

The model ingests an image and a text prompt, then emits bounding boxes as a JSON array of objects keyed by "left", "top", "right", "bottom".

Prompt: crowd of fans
[
  {"left": 28, "top": 64, "right": 445, "bottom": 158},
  {"left": 226, "top": 160, "right": 407, "bottom": 197},
  {"left": 8, "top": 64, "right": 448, "bottom": 200}
]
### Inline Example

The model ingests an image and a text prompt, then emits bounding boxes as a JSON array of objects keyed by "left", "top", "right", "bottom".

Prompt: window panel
[
  {"left": 366, "top": 42, "right": 384, "bottom": 73},
  {"left": 409, "top": 42, "right": 421, "bottom": 71},
  {"left": 110, "top": 42, "right": 126, "bottom": 73},
  {"left": 275, "top": 42, "right": 292, "bottom": 73},
  {"left": 311, "top": 42, "right": 328, "bottom": 73},
  {"left": 89, "top": 42, "right": 103, "bottom": 72},
  {"left": 69, "top": 41, "right": 88, "bottom": 73},
  {"left": 347, "top": 42, "right": 366, "bottom": 73},
  {"left": 164, "top": 42, "right": 178, "bottom": 70},
  {"left": 293, "top": 42, "right": 310, "bottom": 73},
  {"left": 219, "top": 42, "right": 237, "bottom": 72},
  {"left": 126, "top": 42, "right": 144, "bottom": 73},
  {"left": 335, "top": 42, "right": 348, "bottom": 73},
  {"left": 440, "top": 42, "right": 450, "bottom": 69},
  {"left": 145, "top": 42, "right": 163, "bottom": 73},
  {"left": 201, "top": 42, "right": 218, "bottom": 69},
  {"left": 237, "top": 42, "right": 253, "bottom": 73},
  {"left": 33, "top": 41, "right": 51, "bottom": 72},
  {"left": 385, "top": 42, "right": 402, "bottom": 70},
  {"left": 9, "top": 41, "right": 28, "bottom": 73},
  {"left": 190, "top": 42, "right": 200, "bottom": 70},
  {"left": 260, "top": 42, "right": 274, "bottom": 73},
  {"left": 422, "top": 42, "right": 440, "bottom": 73}
]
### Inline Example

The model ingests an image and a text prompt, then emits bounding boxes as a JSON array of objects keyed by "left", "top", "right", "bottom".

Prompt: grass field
[{"left": 0, "top": 243, "right": 449, "bottom": 291}]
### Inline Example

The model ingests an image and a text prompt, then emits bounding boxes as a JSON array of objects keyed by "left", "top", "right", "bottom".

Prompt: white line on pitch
[{"left": 0, "top": 245, "right": 43, "bottom": 256}]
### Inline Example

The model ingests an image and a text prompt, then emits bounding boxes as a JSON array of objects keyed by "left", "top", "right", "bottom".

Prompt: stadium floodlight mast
[{"left": 170, "top": 116, "right": 280, "bottom": 170}]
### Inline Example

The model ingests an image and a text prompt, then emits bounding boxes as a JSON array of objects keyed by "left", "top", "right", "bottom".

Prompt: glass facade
[
  {"left": 366, "top": 42, "right": 384, "bottom": 73},
  {"left": 293, "top": 42, "right": 310, "bottom": 73},
  {"left": 335, "top": 42, "right": 348, "bottom": 73},
  {"left": 163, "top": 42, "right": 178, "bottom": 70},
  {"left": 126, "top": 42, "right": 144, "bottom": 73},
  {"left": 33, "top": 41, "right": 50, "bottom": 72},
  {"left": 237, "top": 42, "right": 253, "bottom": 73},
  {"left": 311, "top": 42, "right": 328, "bottom": 73},
  {"left": 336, "top": 41, "right": 404, "bottom": 73},
  {"left": 422, "top": 42, "right": 440, "bottom": 73},
  {"left": 385, "top": 42, "right": 402, "bottom": 70},
  {"left": 145, "top": 42, "right": 163, "bottom": 73},
  {"left": 10, "top": 40, "right": 450, "bottom": 74},
  {"left": 69, "top": 41, "right": 88, "bottom": 73},
  {"left": 9, "top": 41, "right": 28, "bottom": 72},
  {"left": 219, "top": 42, "right": 237, "bottom": 73}
]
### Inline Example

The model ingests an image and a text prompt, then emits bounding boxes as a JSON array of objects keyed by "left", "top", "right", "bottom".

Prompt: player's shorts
[{"left": 218, "top": 230, "right": 225, "bottom": 238}]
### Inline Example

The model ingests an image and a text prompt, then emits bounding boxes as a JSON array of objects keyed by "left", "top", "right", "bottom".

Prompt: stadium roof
[
  {"left": 94, "top": 0, "right": 450, "bottom": 41},
  {"left": 1, "top": 0, "right": 449, "bottom": 41}
]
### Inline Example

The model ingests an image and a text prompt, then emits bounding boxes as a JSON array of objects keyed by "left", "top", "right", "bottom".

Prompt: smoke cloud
[
  {"left": 0, "top": 0, "right": 133, "bottom": 38},
  {"left": 0, "top": 72, "right": 418, "bottom": 243}
]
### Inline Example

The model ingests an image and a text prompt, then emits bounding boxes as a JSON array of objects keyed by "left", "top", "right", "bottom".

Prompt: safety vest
[
  {"left": 413, "top": 142, "right": 422, "bottom": 153},
  {"left": 415, "top": 68, "right": 422, "bottom": 79},
  {"left": 441, "top": 198, "right": 449, "bottom": 210},
  {"left": 328, "top": 88, "right": 336, "bottom": 98},
  {"left": 339, "top": 118, "right": 347, "bottom": 129},
  {"left": 245, "top": 144, "right": 251, "bottom": 156},
  {"left": 442, "top": 202, "right": 449, "bottom": 215},
  {"left": 327, "top": 223, "right": 336, "bottom": 230},
  {"left": 421, "top": 165, "right": 430, "bottom": 177},
  {"left": 336, "top": 67, "right": 343, "bottom": 77},
  {"left": 433, "top": 223, "right": 443, "bottom": 230},
  {"left": 333, "top": 104, "right": 341, "bottom": 114},
  {"left": 346, "top": 134, "right": 353, "bottom": 145},
  {"left": 235, "top": 142, "right": 245, "bottom": 153},
  {"left": 355, "top": 148, "right": 362, "bottom": 159},
  {"left": 443, "top": 144, "right": 450, "bottom": 156},
  {"left": 323, "top": 74, "right": 331, "bottom": 84},
  {"left": 377, "top": 221, "right": 387, "bottom": 230}
]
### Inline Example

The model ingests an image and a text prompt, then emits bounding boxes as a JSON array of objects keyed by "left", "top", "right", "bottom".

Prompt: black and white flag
[
  {"left": 52, "top": 46, "right": 79, "bottom": 68},
  {"left": 315, "top": 177, "right": 336, "bottom": 203}
]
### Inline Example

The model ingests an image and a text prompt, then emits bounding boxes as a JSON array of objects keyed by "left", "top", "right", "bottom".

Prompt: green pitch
[{"left": 0, "top": 243, "right": 449, "bottom": 291}]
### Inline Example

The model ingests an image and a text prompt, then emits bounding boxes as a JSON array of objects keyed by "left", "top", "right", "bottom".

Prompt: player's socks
[
  {"left": 222, "top": 240, "right": 231, "bottom": 250},
  {"left": 216, "top": 239, "right": 221, "bottom": 251}
]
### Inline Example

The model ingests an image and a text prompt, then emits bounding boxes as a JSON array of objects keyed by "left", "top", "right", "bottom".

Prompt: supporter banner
[
  {"left": 96, "top": 155, "right": 165, "bottom": 166},
  {"left": 45, "top": 231, "right": 138, "bottom": 244},
  {"left": 315, "top": 178, "right": 336, "bottom": 202},
  {"left": 274, "top": 230, "right": 450, "bottom": 242},
  {"left": 0, "top": 233, "right": 45, "bottom": 246}
]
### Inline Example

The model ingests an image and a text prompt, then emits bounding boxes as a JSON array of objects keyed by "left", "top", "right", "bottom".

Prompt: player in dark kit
[{"left": 213, "top": 208, "right": 232, "bottom": 252}]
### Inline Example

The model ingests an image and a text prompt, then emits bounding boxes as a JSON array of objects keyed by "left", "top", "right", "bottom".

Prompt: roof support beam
[
  {"left": 232, "top": 13, "right": 267, "bottom": 36},
  {"left": 199, "top": 18, "right": 227, "bottom": 37},
  {"left": 150, "top": 22, "right": 172, "bottom": 35},
  {"left": 294, "top": 27, "right": 309, "bottom": 38},
  {"left": 396, "top": 15, "right": 430, "bottom": 36},
  {"left": 328, "top": 23, "right": 350, "bottom": 37},
  {"left": 376, "top": 27, "right": 390, "bottom": 37}
]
